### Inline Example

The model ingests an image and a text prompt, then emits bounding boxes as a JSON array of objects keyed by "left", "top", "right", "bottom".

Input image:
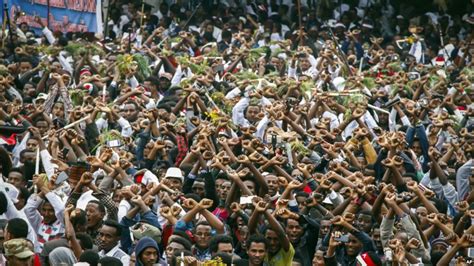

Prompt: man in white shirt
[{"left": 98, "top": 219, "right": 130, "bottom": 265}]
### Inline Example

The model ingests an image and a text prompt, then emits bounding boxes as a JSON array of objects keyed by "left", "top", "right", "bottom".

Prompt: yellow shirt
[{"left": 264, "top": 243, "right": 295, "bottom": 266}]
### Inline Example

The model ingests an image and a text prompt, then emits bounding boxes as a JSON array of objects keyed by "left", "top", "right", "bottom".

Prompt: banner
[{"left": 3, "top": 0, "right": 102, "bottom": 33}]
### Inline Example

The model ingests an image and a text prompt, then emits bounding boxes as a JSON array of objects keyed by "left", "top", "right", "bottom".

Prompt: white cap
[{"left": 165, "top": 167, "right": 184, "bottom": 183}]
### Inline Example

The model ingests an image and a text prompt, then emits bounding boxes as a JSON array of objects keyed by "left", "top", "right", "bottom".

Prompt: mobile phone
[
  {"left": 107, "top": 139, "right": 122, "bottom": 147},
  {"left": 335, "top": 234, "right": 350, "bottom": 243}
]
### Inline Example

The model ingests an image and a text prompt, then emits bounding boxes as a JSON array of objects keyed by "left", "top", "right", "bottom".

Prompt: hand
[
  {"left": 406, "top": 181, "right": 419, "bottom": 193},
  {"left": 29, "top": 127, "right": 42, "bottom": 140},
  {"left": 86, "top": 156, "right": 104, "bottom": 168},
  {"left": 236, "top": 155, "right": 251, "bottom": 165},
  {"left": 130, "top": 195, "right": 145, "bottom": 207},
  {"left": 331, "top": 215, "right": 345, "bottom": 226},
  {"left": 329, "top": 231, "right": 343, "bottom": 247},
  {"left": 426, "top": 213, "right": 440, "bottom": 224},
  {"left": 288, "top": 180, "right": 304, "bottom": 190},
  {"left": 230, "top": 202, "right": 241, "bottom": 213},
  {"left": 65, "top": 204, "right": 75, "bottom": 216},
  {"left": 405, "top": 238, "right": 421, "bottom": 250},
  {"left": 199, "top": 199, "right": 213, "bottom": 210},
  {"left": 455, "top": 201, "right": 469, "bottom": 213},
  {"left": 384, "top": 192, "right": 397, "bottom": 206},
  {"left": 457, "top": 234, "right": 474, "bottom": 248},
  {"left": 275, "top": 208, "right": 296, "bottom": 219},
  {"left": 254, "top": 201, "right": 267, "bottom": 213},
  {"left": 159, "top": 206, "right": 173, "bottom": 218},
  {"left": 79, "top": 172, "right": 93, "bottom": 186},
  {"left": 278, "top": 176, "right": 288, "bottom": 187},
  {"left": 171, "top": 205, "right": 181, "bottom": 217},
  {"left": 182, "top": 198, "right": 198, "bottom": 209}
]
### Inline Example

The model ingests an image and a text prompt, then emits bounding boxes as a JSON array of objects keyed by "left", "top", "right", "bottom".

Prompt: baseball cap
[{"left": 4, "top": 238, "right": 34, "bottom": 259}]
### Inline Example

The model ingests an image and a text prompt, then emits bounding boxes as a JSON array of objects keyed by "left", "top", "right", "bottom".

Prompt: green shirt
[{"left": 264, "top": 243, "right": 295, "bottom": 266}]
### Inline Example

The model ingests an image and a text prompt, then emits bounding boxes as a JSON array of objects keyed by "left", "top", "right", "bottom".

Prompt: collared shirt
[{"left": 98, "top": 244, "right": 130, "bottom": 265}]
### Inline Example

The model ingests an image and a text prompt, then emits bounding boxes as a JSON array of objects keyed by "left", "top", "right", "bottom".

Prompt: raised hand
[{"left": 199, "top": 198, "right": 213, "bottom": 210}]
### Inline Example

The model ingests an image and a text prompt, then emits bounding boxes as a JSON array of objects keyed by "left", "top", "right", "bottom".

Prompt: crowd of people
[{"left": 1, "top": 0, "right": 474, "bottom": 265}]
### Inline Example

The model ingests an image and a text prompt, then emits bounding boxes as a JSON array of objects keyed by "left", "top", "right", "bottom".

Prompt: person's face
[
  {"left": 371, "top": 228, "right": 382, "bottom": 251},
  {"left": 218, "top": 181, "right": 231, "bottom": 200},
  {"left": 98, "top": 225, "right": 120, "bottom": 251},
  {"left": 286, "top": 219, "right": 304, "bottom": 244},
  {"left": 299, "top": 57, "right": 311, "bottom": 71},
  {"left": 19, "top": 62, "right": 32, "bottom": 74},
  {"left": 40, "top": 202, "right": 56, "bottom": 224},
  {"left": 356, "top": 214, "right": 373, "bottom": 233},
  {"left": 245, "top": 106, "right": 260, "bottom": 123},
  {"left": 412, "top": 141, "right": 422, "bottom": 156},
  {"left": 345, "top": 234, "right": 363, "bottom": 256},
  {"left": 123, "top": 103, "right": 139, "bottom": 122},
  {"left": 165, "top": 177, "right": 182, "bottom": 191},
  {"left": 35, "top": 121, "right": 49, "bottom": 136},
  {"left": 416, "top": 207, "right": 428, "bottom": 227},
  {"left": 217, "top": 242, "right": 233, "bottom": 255},
  {"left": 20, "top": 151, "right": 35, "bottom": 163},
  {"left": 158, "top": 78, "right": 171, "bottom": 90},
  {"left": 8, "top": 171, "right": 25, "bottom": 189},
  {"left": 195, "top": 224, "right": 212, "bottom": 249},
  {"left": 243, "top": 180, "right": 256, "bottom": 195},
  {"left": 23, "top": 84, "right": 36, "bottom": 97},
  {"left": 86, "top": 202, "right": 104, "bottom": 228},
  {"left": 312, "top": 250, "right": 325, "bottom": 266},
  {"left": 139, "top": 247, "right": 158, "bottom": 266},
  {"left": 247, "top": 242, "right": 266, "bottom": 265},
  {"left": 266, "top": 175, "right": 278, "bottom": 196},
  {"left": 296, "top": 196, "right": 306, "bottom": 210},
  {"left": 52, "top": 102, "right": 65, "bottom": 118},
  {"left": 26, "top": 138, "right": 38, "bottom": 151},
  {"left": 385, "top": 45, "right": 395, "bottom": 55},
  {"left": 265, "top": 229, "right": 280, "bottom": 254},
  {"left": 432, "top": 243, "right": 448, "bottom": 253},
  {"left": 320, "top": 220, "right": 331, "bottom": 236},
  {"left": 165, "top": 241, "right": 185, "bottom": 261},
  {"left": 270, "top": 57, "right": 282, "bottom": 70},
  {"left": 192, "top": 182, "right": 205, "bottom": 198},
  {"left": 98, "top": 90, "right": 110, "bottom": 103}
]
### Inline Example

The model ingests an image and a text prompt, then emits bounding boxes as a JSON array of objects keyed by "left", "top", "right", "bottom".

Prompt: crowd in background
[{"left": 1, "top": 0, "right": 474, "bottom": 265}]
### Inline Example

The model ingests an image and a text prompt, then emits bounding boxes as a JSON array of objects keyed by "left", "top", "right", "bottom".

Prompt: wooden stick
[{"left": 41, "top": 115, "right": 90, "bottom": 140}]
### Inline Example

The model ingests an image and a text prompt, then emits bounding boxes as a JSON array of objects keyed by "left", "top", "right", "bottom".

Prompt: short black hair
[
  {"left": 98, "top": 256, "right": 122, "bottom": 266},
  {"left": 209, "top": 234, "right": 233, "bottom": 253},
  {"left": 8, "top": 167, "right": 24, "bottom": 177},
  {"left": 76, "top": 232, "right": 94, "bottom": 250},
  {"left": 6, "top": 218, "right": 28, "bottom": 238},
  {"left": 168, "top": 236, "right": 192, "bottom": 251},
  {"left": 79, "top": 250, "right": 100, "bottom": 266},
  {"left": 246, "top": 234, "right": 267, "bottom": 250},
  {"left": 103, "top": 219, "right": 123, "bottom": 236}
]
